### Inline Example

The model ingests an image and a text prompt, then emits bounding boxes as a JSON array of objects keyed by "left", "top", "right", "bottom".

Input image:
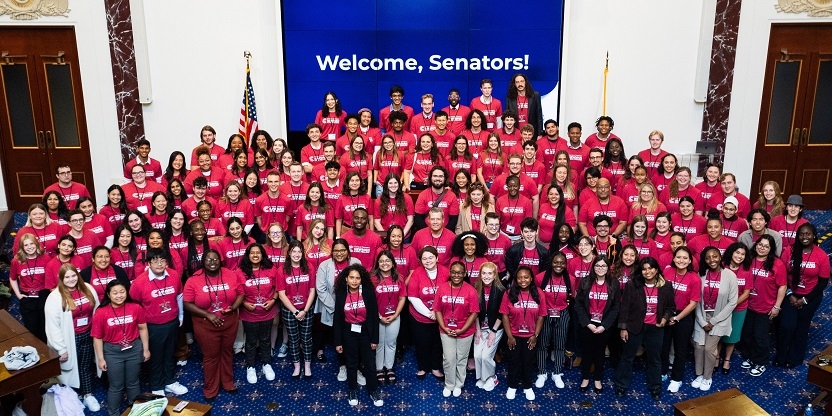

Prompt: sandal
[
  {"left": 377, "top": 370, "right": 385, "bottom": 384},
  {"left": 386, "top": 369, "right": 397, "bottom": 384}
]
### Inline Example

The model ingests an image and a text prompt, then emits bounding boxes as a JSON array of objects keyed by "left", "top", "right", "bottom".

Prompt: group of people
[{"left": 8, "top": 75, "right": 829, "bottom": 413}]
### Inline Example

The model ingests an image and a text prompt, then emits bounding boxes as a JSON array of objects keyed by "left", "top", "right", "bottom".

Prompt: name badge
[
  {"left": 351, "top": 323, "right": 362, "bottom": 333},
  {"left": 518, "top": 323, "right": 530, "bottom": 333},
  {"left": 76, "top": 317, "right": 89, "bottom": 327},
  {"left": 548, "top": 308, "right": 560, "bottom": 318},
  {"left": 487, "top": 122, "right": 494, "bottom": 129},
  {"left": 328, "top": 133, "right": 336, "bottom": 140},
  {"left": 505, "top": 224, "right": 516, "bottom": 234},
  {"left": 137, "top": 205, "right": 149, "bottom": 214},
  {"left": 447, "top": 317, "right": 458, "bottom": 328}
]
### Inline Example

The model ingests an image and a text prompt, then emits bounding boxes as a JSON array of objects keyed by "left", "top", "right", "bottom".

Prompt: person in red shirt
[
  {"left": 461, "top": 109, "right": 488, "bottom": 154},
  {"left": 446, "top": 136, "right": 480, "bottom": 178},
  {"left": 483, "top": 212, "right": 512, "bottom": 276},
  {"left": 407, "top": 247, "right": 447, "bottom": 380},
  {"left": 671, "top": 196, "right": 707, "bottom": 242},
  {"left": 578, "top": 178, "right": 629, "bottom": 237},
  {"left": 660, "top": 167, "right": 705, "bottom": 215},
  {"left": 414, "top": 166, "right": 460, "bottom": 231},
  {"left": 538, "top": 184, "right": 577, "bottom": 245},
  {"left": 237, "top": 243, "right": 278, "bottom": 384},
  {"left": 66, "top": 210, "right": 100, "bottom": 270},
  {"left": 470, "top": 79, "right": 502, "bottom": 132},
  {"left": 651, "top": 154, "right": 677, "bottom": 194},
  {"left": 215, "top": 181, "right": 255, "bottom": 234},
  {"left": 181, "top": 176, "right": 214, "bottom": 221},
  {"left": 521, "top": 140, "right": 547, "bottom": 187},
  {"left": 300, "top": 123, "right": 326, "bottom": 175},
  {"left": 637, "top": 130, "right": 669, "bottom": 178},
  {"left": 279, "top": 163, "right": 310, "bottom": 234},
  {"left": 341, "top": 208, "right": 382, "bottom": 269},
  {"left": 536, "top": 120, "right": 564, "bottom": 171},
  {"left": 357, "top": 108, "right": 381, "bottom": 154},
  {"left": 386, "top": 111, "right": 416, "bottom": 155},
  {"left": 498, "top": 111, "right": 523, "bottom": 154},
  {"left": 496, "top": 176, "right": 533, "bottom": 238},
  {"left": 404, "top": 133, "right": 444, "bottom": 190},
  {"left": 372, "top": 135, "right": 405, "bottom": 197},
  {"left": 490, "top": 154, "right": 540, "bottom": 215},
  {"left": 500, "top": 266, "right": 545, "bottom": 401},
  {"left": 335, "top": 114, "right": 362, "bottom": 157},
  {"left": 10, "top": 233, "right": 50, "bottom": 341},
  {"left": 162, "top": 151, "right": 188, "bottom": 189},
  {"left": 44, "top": 164, "right": 91, "bottom": 210},
  {"left": 47, "top": 235, "right": 87, "bottom": 290},
  {"left": 505, "top": 218, "right": 548, "bottom": 282},
  {"left": 295, "top": 182, "right": 334, "bottom": 240},
  {"left": 696, "top": 163, "right": 722, "bottom": 202},
  {"left": 442, "top": 88, "right": 470, "bottom": 136},
  {"left": 629, "top": 183, "right": 668, "bottom": 231},
  {"left": 577, "top": 148, "right": 615, "bottom": 193},
  {"left": 431, "top": 111, "right": 455, "bottom": 158},
  {"left": 448, "top": 231, "right": 489, "bottom": 283},
  {"left": 533, "top": 253, "right": 571, "bottom": 389},
  {"left": 662, "top": 247, "right": 701, "bottom": 391},
  {"left": 719, "top": 197, "right": 749, "bottom": 240},
  {"left": 505, "top": 74, "right": 543, "bottom": 136},
  {"left": 183, "top": 249, "right": 244, "bottom": 400},
  {"left": 123, "top": 139, "right": 163, "bottom": 183},
  {"left": 479, "top": 133, "right": 506, "bottom": 187},
  {"left": 92, "top": 280, "right": 150, "bottom": 413},
  {"left": 217, "top": 217, "right": 252, "bottom": 271},
  {"left": 410, "top": 94, "right": 437, "bottom": 135},
  {"left": 14, "top": 203, "right": 63, "bottom": 258},
  {"left": 706, "top": 173, "right": 752, "bottom": 219},
  {"left": 335, "top": 172, "right": 373, "bottom": 236},
  {"left": 602, "top": 138, "right": 627, "bottom": 192},
  {"left": 184, "top": 147, "right": 231, "bottom": 200},
  {"left": 256, "top": 171, "right": 290, "bottom": 233},
  {"left": 584, "top": 116, "right": 619, "bottom": 151},
  {"left": 312, "top": 142, "right": 346, "bottom": 185},
  {"left": 129, "top": 248, "right": 187, "bottom": 396},
  {"left": 574, "top": 256, "right": 620, "bottom": 394},
  {"left": 372, "top": 250, "right": 407, "bottom": 384},
  {"left": 123, "top": 164, "right": 166, "bottom": 215},
  {"left": 379, "top": 85, "right": 414, "bottom": 133},
  {"left": 623, "top": 216, "right": 658, "bottom": 260},
  {"left": 315, "top": 91, "right": 346, "bottom": 141},
  {"left": 743, "top": 235, "right": 787, "bottom": 376},
  {"left": 412, "top": 208, "right": 456, "bottom": 266},
  {"left": 769, "top": 194, "right": 808, "bottom": 247},
  {"left": 189, "top": 125, "right": 225, "bottom": 169},
  {"left": 435, "top": 262, "right": 480, "bottom": 397},
  {"left": 100, "top": 185, "right": 129, "bottom": 235},
  {"left": 374, "top": 173, "right": 414, "bottom": 236}
]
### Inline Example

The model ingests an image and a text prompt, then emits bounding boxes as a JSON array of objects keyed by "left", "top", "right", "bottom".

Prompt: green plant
[{"left": 0, "top": 281, "right": 11, "bottom": 298}]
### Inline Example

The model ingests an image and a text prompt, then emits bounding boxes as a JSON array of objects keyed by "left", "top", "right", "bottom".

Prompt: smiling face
[
  {"left": 147, "top": 232, "right": 164, "bottom": 249},
  {"left": 29, "top": 207, "right": 46, "bottom": 226},
  {"left": 62, "top": 269, "right": 79, "bottom": 290},
  {"left": 248, "top": 245, "right": 263, "bottom": 265},
  {"left": 377, "top": 254, "right": 394, "bottom": 273},
  {"left": 388, "top": 228, "right": 403, "bottom": 248},
  {"left": 228, "top": 221, "right": 243, "bottom": 240},
  {"left": 798, "top": 225, "right": 815, "bottom": 246},
  {"left": 704, "top": 249, "right": 721, "bottom": 271},
  {"left": 107, "top": 284, "right": 128, "bottom": 306},
  {"left": 515, "top": 268, "right": 532, "bottom": 290},
  {"left": 479, "top": 265, "right": 496, "bottom": 286},
  {"left": 420, "top": 251, "right": 437, "bottom": 270},
  {"left": 551, "top": 254, "right": 566, "bottom": 274},
  {"left": 463, "top": 238, "right": 476, "bottom": 257},
  {"left": 94, "top": 249, "right": 111, "bottom": 270},
  {"left": 621, "top": 247, "right": 637, "bottom": 266},
  {"left": 203, "top": 251, "right": 221, "bottom": 272},
  {"left": 58, "top": 239, "right": 75, "bottom": 257},
  {"left": 730, "top": 247, "right": 746, "bottom": 267},
  {"left": 79, "top": 199, "right": 94, "bottom": 217},
  {"left": 673, "top": 249, "right": 691, "bottom": 270},
  {"left": 117, "top": 229, "right": 132, "bottom": 248},
  {"left": 332, "top": 244, "right": 349, "bottom": 262},
  {"left": 449, "top": 264, "right": 466, "bottom": 286}
]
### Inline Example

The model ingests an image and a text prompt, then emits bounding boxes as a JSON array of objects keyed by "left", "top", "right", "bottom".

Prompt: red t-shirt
[
  {"left": 519, "top": 246, "right": 543, "bottom": 275},
  {"left": 651, "top": 172, "right": 676, "bottom": 195},
  {"left": 311, "top": 164, "right": 347, "bottom": 186},
  {"left": 238, "top": 267, "right": 278, "bottom": 322},
  {"left": 122, "top": 181, "right": 166, "bottom": 214},
  {"left": 14, "top": 224, "right": 63, "bottom": 258},
  {"left": 379, "top": 105, "right": 415, "bottom": 133},
  {"left": 335, "top": 194, "right": 373, "bottom": 227},
  {"left": 10, "top": 256, "right": 48, "bottom": 294},
  {"left": 748, "top": 258, "right": 787, "bottom": 313},
  {"left": 83, "top": 214, "right": 114, "bottom": 245},
  {"left": 499, "top": 288, "right": 545, "bottom": 338},
  {"left": 255, "top": 192, "right": 291, "bottom": 231},
  {"left": 536, "top": 272, "right": 569, "bottom": 315},
  {"left": 88, "top": 265, "right": 121, "bottom": 301},
  {"left": 461, "top": 130, "right": 487, "bottom": 153},
  {"left": 342, "top": 230, "right": 383, "bottom": 268},
  {"left": 70, "top": 288, "right": 95, "bottom": 334},
  {"left": 414, "top": 188, "right": 461, "bottom": 227},
  {"left": 520, "top": 160, "right": 547, "bottom": 186},
  {"left": 441, "top": 105, "right": 470, "bottom": 136},
  {"left": 637, "top": 149, "right": 668, "bottom": 178},
  {"left": 434, "top": 282, "right": 479, "bottom": 338},
  {"left": 215, "top": 199, "right": 255, "bottom": 228},
  {"left": 381, "top": 245, "right": 418, "bottom": 279},
  {"left": 405, "top": 151, "right": 442, "bottom": 185},
  {"left": 469, "top": 96, "right": 503, "bottom": 131},
  {"left": 373, "top": 197, "right": 414, "bottom": 232},
  {"left": 300, "top": 142, "right": 326, "bottom": 168},
  {"left": 498, "top": 129, "right": 523, "bottom": 154},
  {"left": 721, "top": 216, "right": 749, "bottom": 240},
  {"left": 276, "top": 266, "right": 314, "bottom": 308},
  {"left": 373, "top": 153, "right": 405, "bottom": 184},
  {"left": 733, "top": 267, "right": 752, "bottom": 311},
  {"left": 344, "top": 291, "right": 368, "bottom": 325},
  {"left": 189, "top": 143, "right": 225, "bottom": 169},
  {"left": 181, "top": 196, "right": 215, "bottom": 222},
  {"left": 559, "top": 142, "right": 590, "bottom": 174},
  {"left": 706, "top": 192, "right": 752, "bottom": 219},
  {"left": 445, "top": 155, "right": 479, "bottom": 176},
  {"left": 433, "top": 130, "right": 457, "bottom": 158},
  {"left": 264, "top": 245, "right": 287, "bottom": 270},
  {"left": 315, "top": 109, "right": 347, "bottom": 141},
  {"left": 44, "top": 182, "right": 90, "bottom": 209},
  {"left": 663, "top": 268, "right": 702, "bottom": 311},
  {"left": 537, "top": 203, "right": 577, "bottom": 245},
  {"left": 183, "top": 268, "right": 244, "bottom": 312},
  {"left": 407, "top": 266, "right": 447, "bottom": 324},
  {"left": 782, "top": 246, "right": 831, "bottom": 296},
  {"left": 769, "top": 216, "right": 809, "bottom": 248},
  {"left": 628, "top": 203, "right": 668, "bottom": 231},
  {"left": 578, "top": 196, "right": 629, "bottom": 236},
  {"left": 659, "top": 186, "right": 705, "bottom": 214},
  {"left": 411, "top": 228, "right": 456, "bottom": 266},
  {"left": 567, "top": 257, "right": 593, "bottom": 296},
  {"left": 184, "top": 169, "right": 230, "bottom": 200},
  {"left": 339, "top": 153, "right": 372, "bottom": 180},
  {"left": 490, "top": 172, "right": 538, "bottom": 201},
  {"left": 71, "top": 232, "right": 99, "bottom": 271},
  {"left": 643, "top": 284, "right": 659, "bottom": 325},
  {"left": 485, "top": 233, "right": 513, "bottom": 273},
  {"left": 130, "top": 270, "right": 183, "bottom": 325},
  {"left": 695, "top": 182, "right": 720, "bottom": 202},
  {"left": 217, "top": 237, "right": 252, "bottom": 271},
  {"left": 124, "top": 158, "right": 163, "bottom": 182},
  {"left": 387, "top": 131, "right": 417, "bottom": 155},
  {"left": 374, "top": 275, "right": 405, "bottom": 317},
  {"left": 409, "top": 113, "right": 437, "bottom": 136},
  {"left": 623, "top": 237, "right": 658, "bottom": 260},
  {"left": 671, "top": 213, "right": 707, "bottom": 240},
  {"left": 91, "top": 302, "right": 146, "bottom": 345},
  {"left": 584, "top": 133, "right": 620, "bottom": 153},
  {"left": 295, "top": 205, "right": 334, "bottom": 239},
  {"left": 587, "top": 280, "right": 610, "bottom": 323},
  {"left": 496, "top": 194, "right": 533, "bottom": 235},
  {"left": 702, "top": 270, "right": 722, "bottom": 311},
  {"left": 305, "top": 244, "right": 330, "bottom": 274}
]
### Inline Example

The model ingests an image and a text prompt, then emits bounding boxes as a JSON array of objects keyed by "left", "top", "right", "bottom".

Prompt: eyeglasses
[
  {"left": 332, "top": 248, "right": 348, "bottom": 253},
  {"left": 132, "top": 171, "right": 146, "bottom": 176},
  {"left": 594, "top": 264, "right": 609, "bottom": 268},
  {"left": 69, "top": 218, "right": 84, "bottom": 224}
]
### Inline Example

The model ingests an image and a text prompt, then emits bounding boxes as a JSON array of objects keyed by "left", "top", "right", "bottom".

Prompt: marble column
[
  {"left": 699, "top": 0, "right": 742, "bottom": 172},
  {"left": 105, "top": 0, "right": 145, "bottom": 165}
]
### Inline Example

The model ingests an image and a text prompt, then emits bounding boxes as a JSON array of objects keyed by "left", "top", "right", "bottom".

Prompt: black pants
[
  {"left": 506, "top": 336, "right": 537, "bottom": 389},
  {"left": 616, "top": 324, "right": 663, "bottom": 393},
  {"left": 19, "top": 292, "right": 48, "bottom": 343},
  {"left": 410, "top": 317, "right": 442, "bottom": 372},
  {"left": 741, "top": 310, "right": 772, "bottom": 366},
  {"left": 580, "top": 327, "right": 611, "bottom": 381},
  {"left": 607, "top": 331, "right": 623, "bottom": 368},
  {"left": 661, "top": 313, "right": 694, "bottom": 381},
  {"left": 776, "top": 295, "right": 822, "bottom": 366},
  {"left": 343, "top": 327, "right": 378, "bottom": 394},
  {"left": 147, "top": 319, "right": 178, "bottom": 390},
  {"left": 243, "top": 319, "right": 273, "bottom": 367}
]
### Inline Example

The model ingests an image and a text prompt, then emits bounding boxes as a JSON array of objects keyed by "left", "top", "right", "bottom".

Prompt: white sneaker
[
  {"left": 357, "top": 371, "right": 366, "bottom": 386},
  {"left": 524, "top": 388, "right": 536, "bottom": 401},
  {"left": 348, "top": 390, "right": 358, "bottom": 406},
  {"left": 476, "top": 379, "right": 485, "bottom": 388},
  {"left": 535, "top": 374, "right": 547, "bottom": 388},
  {"left": 277, "top": 344, "right": 288, "bottom": 358},
  {"left": 246, "top": 367, "right": 258, "bottom": 384},
  {"left": 337, "top": 365, "right": 348, "bottom": 381},
  {"left": 483, "top": 376, "right": 498, "bottom": 392},
  {"left": 668, "top": 380, "right": 681, "bottom": 393},
  {"left": 552, "top": 373, "right": 565, "bottom": 389},
  {"left": 371, "top": 390, "right": 383, "bottom": 407},
  {"left": 165, "top": 382, "right": 188, "bottom": 395},
  {"left": 262, "top": 364, "right": 275, "bottom": 381},
  {"left": 83, "top": 395, "right": 100, "bottom": 412},
  {"left": 233, "top": 345, "right": 245, "bottom": 354},
  {"left": 452, "top": 387, "right": 462, "bottom": 397},
  {"left": 691, "top": 375, "right": 703, "bottom": 389},
  {"left": 741, "top": 359, "right": 752, "bottom": 369},
  {"left": 151, "top": 390, "right": 164, "bottom": 396},
  {"left": 699, "top": 378, "right": 712, "bottom": 391},
  {"left": 176, "top": 360, "right": 187, "bottom": 367},
  {"left": 443, "top": 388, "right": 452, "bottom": 397},
  {"left": 506, "top": 387, "right": 516, "bottom": 400}
]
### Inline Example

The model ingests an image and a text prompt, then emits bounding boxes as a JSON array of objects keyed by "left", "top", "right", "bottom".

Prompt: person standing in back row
[{"left": 505, "top": 74, "right": 543, "bottom": 138}]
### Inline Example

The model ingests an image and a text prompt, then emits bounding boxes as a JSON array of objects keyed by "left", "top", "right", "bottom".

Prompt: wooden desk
[
  {"left": 673, "top": 388, "right": 768, "bottom": 416},
  {"left": 806, "top": 344, "right": 832, "bottom": 414},
  {"left": 122, "top": 395, "right": 212, "bottom": 416},
  {"left": 0, "top": 310, "right": 60, "bottom": 416}
]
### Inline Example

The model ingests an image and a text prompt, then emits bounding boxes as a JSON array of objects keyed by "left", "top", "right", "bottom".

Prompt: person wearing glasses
[
  {"left": 44, "top": 163, "right": 91, "bottom": 209},
  {"left": 122, "top": 164, "right": 165, "bottom": 215},
  {"left": 66, "top": 210, "right": 102, "bottom": 270}
]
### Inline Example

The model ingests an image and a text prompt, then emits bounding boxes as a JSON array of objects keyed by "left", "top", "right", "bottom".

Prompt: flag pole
[
  {"left": 243, "top": 51, "right": 252, "bottom": 143},
  {"left": 603, "top": 51, "right": 609, "bottom": 116}
]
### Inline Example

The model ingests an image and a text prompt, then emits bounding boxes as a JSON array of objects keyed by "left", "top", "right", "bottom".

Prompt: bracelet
[
  {"left": 773, "top": 305, "right": 781, "bottom": 310},
  {"left": 294, "top": 310, "right": 300, "bottom": 316},
  {"left": 802, "top": 297, "right": 808, "bottom": 304}
]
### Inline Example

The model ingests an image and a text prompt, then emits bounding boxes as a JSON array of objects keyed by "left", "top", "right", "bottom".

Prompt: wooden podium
[
  {"left": 673, "top": 388, "right": 768, "bottom": 416},
  {"left": 0, "top": 310, "right": 60, "bottom": 416},
  {"left": 807, "top": 344, "right": 832, "bottom": 414}
]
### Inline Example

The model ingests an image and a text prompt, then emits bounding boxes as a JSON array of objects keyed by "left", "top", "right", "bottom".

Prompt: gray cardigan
[
  {"left": 315, "top": 257, "right": 361, "bottom": 326},
  {"left": 693, "top": 268, "right": 738, "bottom": 344}
]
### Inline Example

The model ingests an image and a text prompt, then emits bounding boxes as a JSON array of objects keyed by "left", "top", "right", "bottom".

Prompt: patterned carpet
[{"left": 3, "top": 211, "right": 832, "bottom": 415}]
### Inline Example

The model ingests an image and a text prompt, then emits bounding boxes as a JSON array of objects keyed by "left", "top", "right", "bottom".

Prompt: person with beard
[{"left": 505, "top": 73, "right": 543, "bottom": 137}]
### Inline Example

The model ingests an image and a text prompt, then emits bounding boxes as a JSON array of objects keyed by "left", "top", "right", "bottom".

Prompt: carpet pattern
[{"left": 2, "top": 211, "right": 831, "bottom": 415}]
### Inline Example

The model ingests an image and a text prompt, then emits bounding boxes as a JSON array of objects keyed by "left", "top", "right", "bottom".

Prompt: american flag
[{"left": 238, "top": 64, "right": 258, "bottom": 144}]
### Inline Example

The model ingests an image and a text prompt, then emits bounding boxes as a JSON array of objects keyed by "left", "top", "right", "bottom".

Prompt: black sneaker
[
  {"left": 615, "top": 388, "right": 626, "bottom": 398},
  {"left": 371, "top": 390, "right": 384, "bottom": 407},
  {"left": 650, "top": 390, "right": 662, "bottom": 401},
  {"left": 348, "top": 390, "right": 358, "bottom": 406}
]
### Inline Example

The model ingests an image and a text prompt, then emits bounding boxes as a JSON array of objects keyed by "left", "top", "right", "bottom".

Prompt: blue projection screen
[{"left": 280, "top": 0, "right": 563, "bottom": 132}]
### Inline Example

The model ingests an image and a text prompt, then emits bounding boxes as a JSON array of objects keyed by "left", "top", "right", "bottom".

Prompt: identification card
[
  {"left": 447, "top": 317, "right": 458, "bottom": 328},
  {"left": 76, "top": 317, "right": 89, "bottom": 327},
  {"left": 518, "top": 323, "right": 530, "bottom": 333},
  {"left": 120, "top": 338, "right": 133, "bottom": 351},
  {"left": 254, "top": 295, "right": 266, "bottom": 307},
  {"left": 328, "top": 133, "right": 336, "bottom": 140},
  {"left": 548, "top": 308, "right": 560, "bottom": 318},
  {"left": 137, "top": 205, "right": 149, "bottom": 214},
  {"left": 27, "top": 291, "right": 38, "bottom": 297},
  {"left": 292, "top": 294, "right": 305, "bottom": 306},
  {"left": 646, "top": 304, "right": 656, "bottom": 316},
  {"left": 351, "top": 323, "right": 362, "bottom": 333},
  {"left": 487, "top": 122, "right": 494, "bottom": 129},
  {"left": 505, "top": 224, "right": 516, "bottom": 234},
  {"left": 384, "top": 305, "right": 395, "bottom": 316},
  {"left": 591, "top": 312, "right": 603, "bottom": 323},
  {"left": 159, "top": 301, "right": 172, "bottom": 314},
  {"left": 210, "top": 300, "right": 224, "bottom": 313}
]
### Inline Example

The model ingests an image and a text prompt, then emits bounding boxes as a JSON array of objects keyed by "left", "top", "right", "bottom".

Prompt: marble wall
[
  {"left": 699, "top": 0, "right": 742, "bottom": 172},
  {"left": 105, "top": 0, "right": 145, "bottom": 164}
]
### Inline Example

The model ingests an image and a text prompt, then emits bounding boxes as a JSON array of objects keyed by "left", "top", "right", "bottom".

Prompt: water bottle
[{"left": 805, "top": 403, "right": 813, "bottom": 416}]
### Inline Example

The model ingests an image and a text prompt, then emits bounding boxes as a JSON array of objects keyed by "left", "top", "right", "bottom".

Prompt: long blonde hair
[
  {"left": 632, "top": 182, "right": 660, "bottom": 213},
  {"left": 475, "top": 262, "right": 505, "bottom": 295},
  {"left": 302, "top": 218, "right": 331, "bottom": 256},
  {"left": 56, "top": 264, "right": 95, "bottom": 312},
  {"left": 757, "top": 180, "right": 785, "bottom": 217},
  {"left": 15, "top": 233, "right": 44, "bottom": 263}
]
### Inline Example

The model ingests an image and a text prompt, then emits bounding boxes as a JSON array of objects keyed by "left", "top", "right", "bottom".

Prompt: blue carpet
[{"left": 3, "top": 211, "right": 832, "bottom": 415}]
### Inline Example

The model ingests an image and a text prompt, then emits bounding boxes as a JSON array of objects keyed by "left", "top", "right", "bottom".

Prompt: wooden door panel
[{"left": 797, "top": 53, "right": 832, "bottom": 207}]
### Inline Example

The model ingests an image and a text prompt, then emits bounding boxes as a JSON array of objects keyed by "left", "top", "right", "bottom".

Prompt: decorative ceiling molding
[
  {"left": 776, "top": 0, "right": 832, "bottom": 17},
  {"left": 0, "top": 0, "right": 69, "bottom": 20}
]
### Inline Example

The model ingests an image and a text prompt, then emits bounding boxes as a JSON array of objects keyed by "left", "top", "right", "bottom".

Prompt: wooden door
[
  {"left": 0, "top": 27, "right": 95, "bottom": 211},
  {"left": 751, "top": 24, "right": 832, "bottom": 209}
]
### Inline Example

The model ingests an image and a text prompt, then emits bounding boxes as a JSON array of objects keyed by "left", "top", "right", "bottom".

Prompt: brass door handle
[
  {"left": 45, "top": 131, "right": 54, "bottom": 148},
  {"left": 37, "top": 131, "right": 45, "bottom": 149},
  {"left": 792, "top": 128, "right": 800, "bottom": 146},
  {"left": 802, "top": 128, "right": 809, "bottom": 146}
]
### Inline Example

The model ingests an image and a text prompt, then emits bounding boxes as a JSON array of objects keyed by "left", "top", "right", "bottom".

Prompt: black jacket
[
  {"left": 333, "top": 283, "right": 380, "bottom": 346},
  {"left": 617, "top": 279, "right": 675, "bottom": 335},
  {"left": 574, "top": 277, "right": 620, "bottom": 330},
  {"left": 505, "top": 90, "right": 544, "bottom": 138},
  {"left": 81, "top": 264, "right": 132, "bottom": 291},
  {"left": 505, "top": 242, "right": 549, "bottom": 283},
  {"left": 478, "top": 284, "right": 506, "bottom": 331}
]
